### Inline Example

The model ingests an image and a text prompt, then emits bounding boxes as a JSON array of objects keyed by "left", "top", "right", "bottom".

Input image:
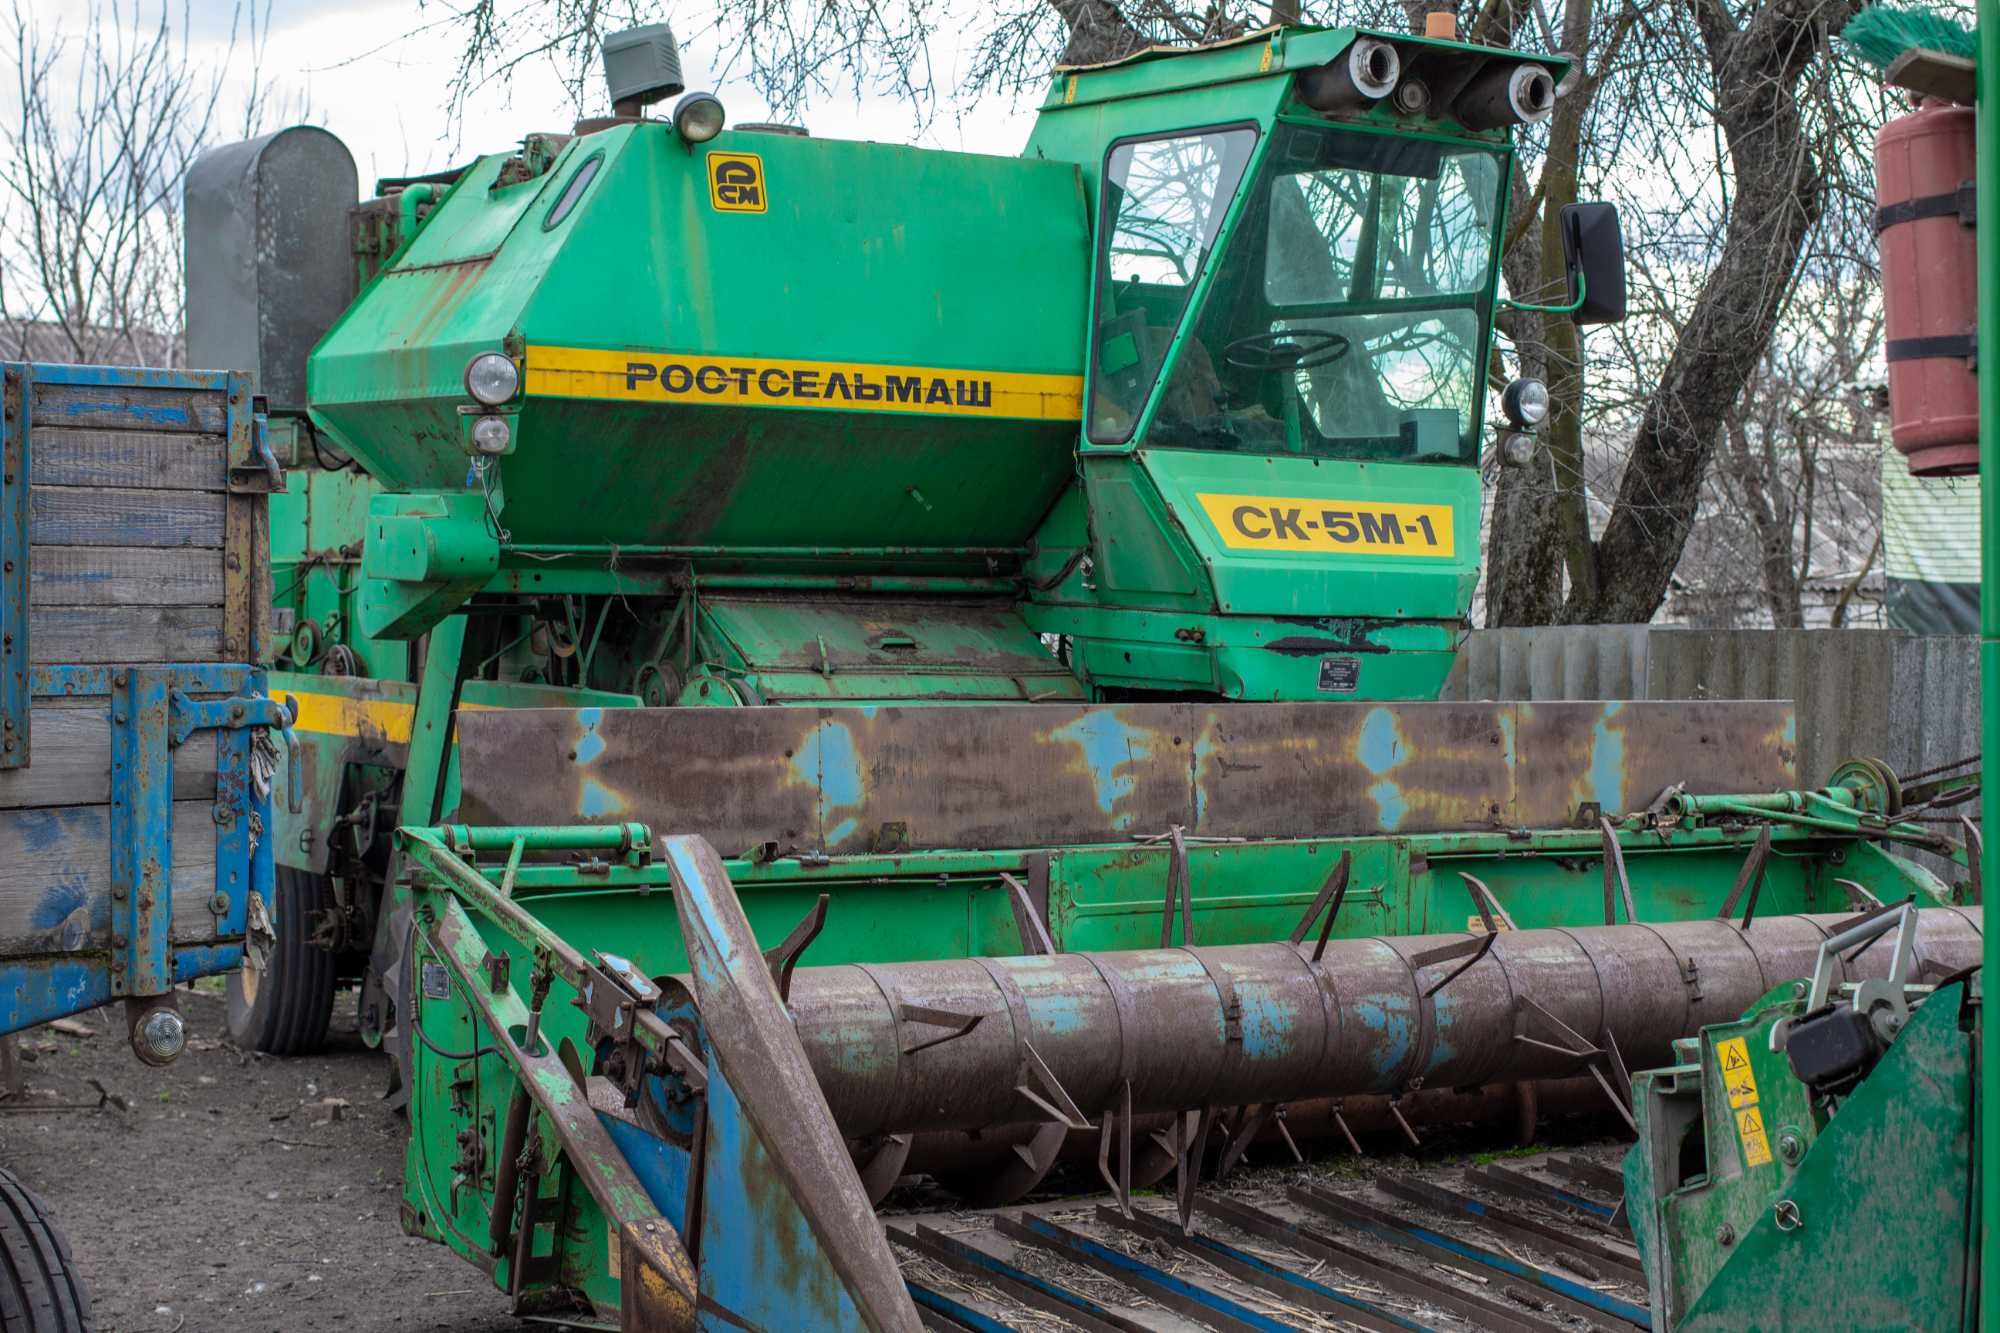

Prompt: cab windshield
[{"left": 1089, "top": 121, "right": 1505, "bottom": 461}]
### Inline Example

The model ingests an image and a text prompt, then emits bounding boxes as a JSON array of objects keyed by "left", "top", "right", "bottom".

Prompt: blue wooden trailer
[{"left": 0, "top": 361, "right": 290, "bottom": 1331}]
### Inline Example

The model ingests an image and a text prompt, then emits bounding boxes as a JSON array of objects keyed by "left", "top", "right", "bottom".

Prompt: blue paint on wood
[{"left": 0, "top": 943, "right": 242, "bottom": 1033}]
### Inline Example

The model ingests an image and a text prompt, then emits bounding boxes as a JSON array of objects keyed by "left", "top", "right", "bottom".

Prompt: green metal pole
[
  {"left": 1977, "top": 0, "right": 1998, "bottom": 1321},
  {"left": 399, "top": 615, "right": 470, "bottom": 831}
]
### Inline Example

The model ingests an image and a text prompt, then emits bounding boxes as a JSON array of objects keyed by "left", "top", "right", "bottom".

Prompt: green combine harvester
[{"left": 170, "top": 14, "right": 1987, "bottom": 1331}]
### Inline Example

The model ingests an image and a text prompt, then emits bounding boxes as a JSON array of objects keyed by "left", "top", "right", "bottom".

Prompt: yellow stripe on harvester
[
  {"left": 525, "top": 344, "right": 1084, "bottom": 422},
  {"left": 275, "top": 689, "right": 496, "bottom": 746}
]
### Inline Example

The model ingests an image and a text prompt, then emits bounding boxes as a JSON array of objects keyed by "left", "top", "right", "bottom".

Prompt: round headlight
[
  {"left": 1502, "top": 377, "right": 1550, "bottom": 429},
  {"left": 1499, "top": 430, "right": 1536, "bottom": 468},
  {"left": 471, "top": 415, "right": 513, "bottom": 455},
  {"left": 465, "top": 352, "right": 520, "bottom": 406},
  {"left": 134, "top": 1007, "right": 186, "bottom": 1066},
  {"left": 673, "top": 91, "right": 726, "bottom": 144}
]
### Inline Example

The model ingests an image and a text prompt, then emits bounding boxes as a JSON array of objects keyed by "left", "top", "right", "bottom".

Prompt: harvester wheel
[
  {"left": 226, "top": 866, "right": 338, "bottom": 1055},
  {"left": 0, "top": 1168, "right": 92, "bottom": 1331}
]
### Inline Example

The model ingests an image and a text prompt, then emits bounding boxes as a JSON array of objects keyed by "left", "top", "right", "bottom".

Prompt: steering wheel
[{"left": 1223, "top": 329, "right": 1351, "bottom": 371}]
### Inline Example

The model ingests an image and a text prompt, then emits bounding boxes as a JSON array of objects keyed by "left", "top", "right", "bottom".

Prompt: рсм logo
[{"left": 708, "top": 152, "right": 766, "bottom": 213}]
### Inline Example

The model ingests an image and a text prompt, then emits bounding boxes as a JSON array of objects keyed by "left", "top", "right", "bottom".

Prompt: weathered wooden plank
[
  {"left": 223, "top": 486, "right": 269, "bottom": 664},
  {"left": 0, "top": 800, "right": 224, "bottom": 953},
  {"left": 28, "top": 484, "right": 225, "bottom": 548},
  {"left": 27, "top": 605, "right": 223, "bottom": 665},
  {"left": 28, "top": 547, "right": 224, "bottom": 607},
  {"left": 28, "top": 427, "right": 227, "bottom": 491},
  {"left": 0, "top": 704, "right": 218, "bottom": 809},
  {"left": 29, "top": 382, "right": 227, "bottom": 434}
]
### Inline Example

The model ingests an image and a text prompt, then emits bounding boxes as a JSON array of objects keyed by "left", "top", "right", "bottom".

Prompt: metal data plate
[{"left": 453, "top": 699, "right": 1796, "bottom": 855}]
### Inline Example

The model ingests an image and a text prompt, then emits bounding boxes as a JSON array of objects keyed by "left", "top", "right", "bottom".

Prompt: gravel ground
[
  {"left": 0, "top": 987, "right": 514, "bottom": 1333},
  {"left": 0, "top": 987, "right": 1638, "bottom": 1333}
]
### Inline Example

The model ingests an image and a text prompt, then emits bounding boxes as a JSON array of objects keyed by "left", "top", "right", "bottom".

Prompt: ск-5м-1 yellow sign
[{"left": 1197, "top": 493, "right": 1455, "bottom": 556}]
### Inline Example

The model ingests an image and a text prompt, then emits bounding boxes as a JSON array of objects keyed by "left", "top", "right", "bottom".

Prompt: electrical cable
[
  {"left": 404, "top": 927, "right": 498, "bottom": 1063},
  {"left": 305, "top": 417, "right": 355, "bottom": 471}
]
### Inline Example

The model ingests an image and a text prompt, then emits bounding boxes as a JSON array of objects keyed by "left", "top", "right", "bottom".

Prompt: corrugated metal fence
[{"left": 1442, "top": 628, "right": 1980, "bottom": 790}]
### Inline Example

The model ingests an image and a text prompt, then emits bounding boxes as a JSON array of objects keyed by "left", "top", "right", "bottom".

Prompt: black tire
[
  {"left": 0, "top": 1168, "right": 91, "bottom": 1332},
  {"left": 226, "top": 865, "right": 338, "bottom": 1055}
]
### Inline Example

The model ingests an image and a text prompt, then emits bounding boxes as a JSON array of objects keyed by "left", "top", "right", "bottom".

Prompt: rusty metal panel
[{"left": 453, "top": 700, "right": 1797, "bottom": 855}]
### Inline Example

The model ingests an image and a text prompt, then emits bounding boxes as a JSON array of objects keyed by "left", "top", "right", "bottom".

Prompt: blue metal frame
[
  {"left": 1, "top": 665, "right": 288, "bottom": 1027},
  {"left": 14, "top": 358, "right": 232, "bottom": 403},
  {"left": 22, "top": 665, "right": 290, "bottom": 1011},
  {"left": 108, "top": 669, "right": 173, "bottom": 995}
]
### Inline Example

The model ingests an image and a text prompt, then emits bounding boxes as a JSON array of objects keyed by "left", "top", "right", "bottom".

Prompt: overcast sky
[{"left": 75, "top": 0, "right": 1036, "bottom": 189}]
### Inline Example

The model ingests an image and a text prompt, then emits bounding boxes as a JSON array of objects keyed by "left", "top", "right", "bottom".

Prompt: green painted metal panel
[
  {"left": 309, "top": 126, "right": 1092, "bottom": 554},
  {"left": 1629, "top": 976, "right": 1980, "bottom": 1330},
  {"left": 1142, "top": 449, "right": 1480, "bottom": 619}
]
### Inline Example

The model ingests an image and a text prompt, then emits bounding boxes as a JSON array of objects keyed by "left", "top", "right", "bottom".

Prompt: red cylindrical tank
[{"left": 1876, "top": 99, "right": 1979, "bottom": 476}]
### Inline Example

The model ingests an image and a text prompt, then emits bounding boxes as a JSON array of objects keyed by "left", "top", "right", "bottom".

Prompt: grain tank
[{"left": 308, "top": 131, "right": 1089, "bottom": 557}]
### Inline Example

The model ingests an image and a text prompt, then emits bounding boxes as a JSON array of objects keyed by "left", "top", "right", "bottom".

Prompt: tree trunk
[
  {"left": 1720, "top": 414, "right": 1805, "bottom": 626},
  {"left": 1052, "top": 0, "right": 1150, "bottom": 64},
  {"left": 1482, "top": 0, "right": 1590, "bottom": 625},
  {"left": 1565, "top": 0, "right": 1850, "bottom": 623}
]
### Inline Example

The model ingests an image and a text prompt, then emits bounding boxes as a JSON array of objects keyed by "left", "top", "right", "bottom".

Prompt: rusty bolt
[
  {"left": 112, "top": 933, "right": 128, "bottom": 948},
  {"left": 2, "top": 738, "right": 12, "bottom": 752},
  {"left": 209, "top": 894, "right": 230, "bottom": 915},
  {"left": 111, "top": 886, "right": 128, "bottom": 900},
  {"left": 113, "top": 713, "right": 125, "bottom": 725},
  {"left": 1715, "top": 1222, "right": 1735, "bottom": 1246},
  {"left": 113, "top": 670, "right": 127, "bottom": 687},
  {"left": 1, "top": 633, "right": 10, "bottom": 648}
]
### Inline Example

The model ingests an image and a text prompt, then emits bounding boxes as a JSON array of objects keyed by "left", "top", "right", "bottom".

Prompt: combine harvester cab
[
  {"left": 0, "top": 361, "right": 294, "bottom": 1328},
  {"left": 177, "top": 13, "right": 1990, "bottom": 1328}
]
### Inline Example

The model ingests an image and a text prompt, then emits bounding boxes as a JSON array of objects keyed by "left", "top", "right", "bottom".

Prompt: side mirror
[{"left": 1559, "top": 202, "right": 1626, "bottom": 325}]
